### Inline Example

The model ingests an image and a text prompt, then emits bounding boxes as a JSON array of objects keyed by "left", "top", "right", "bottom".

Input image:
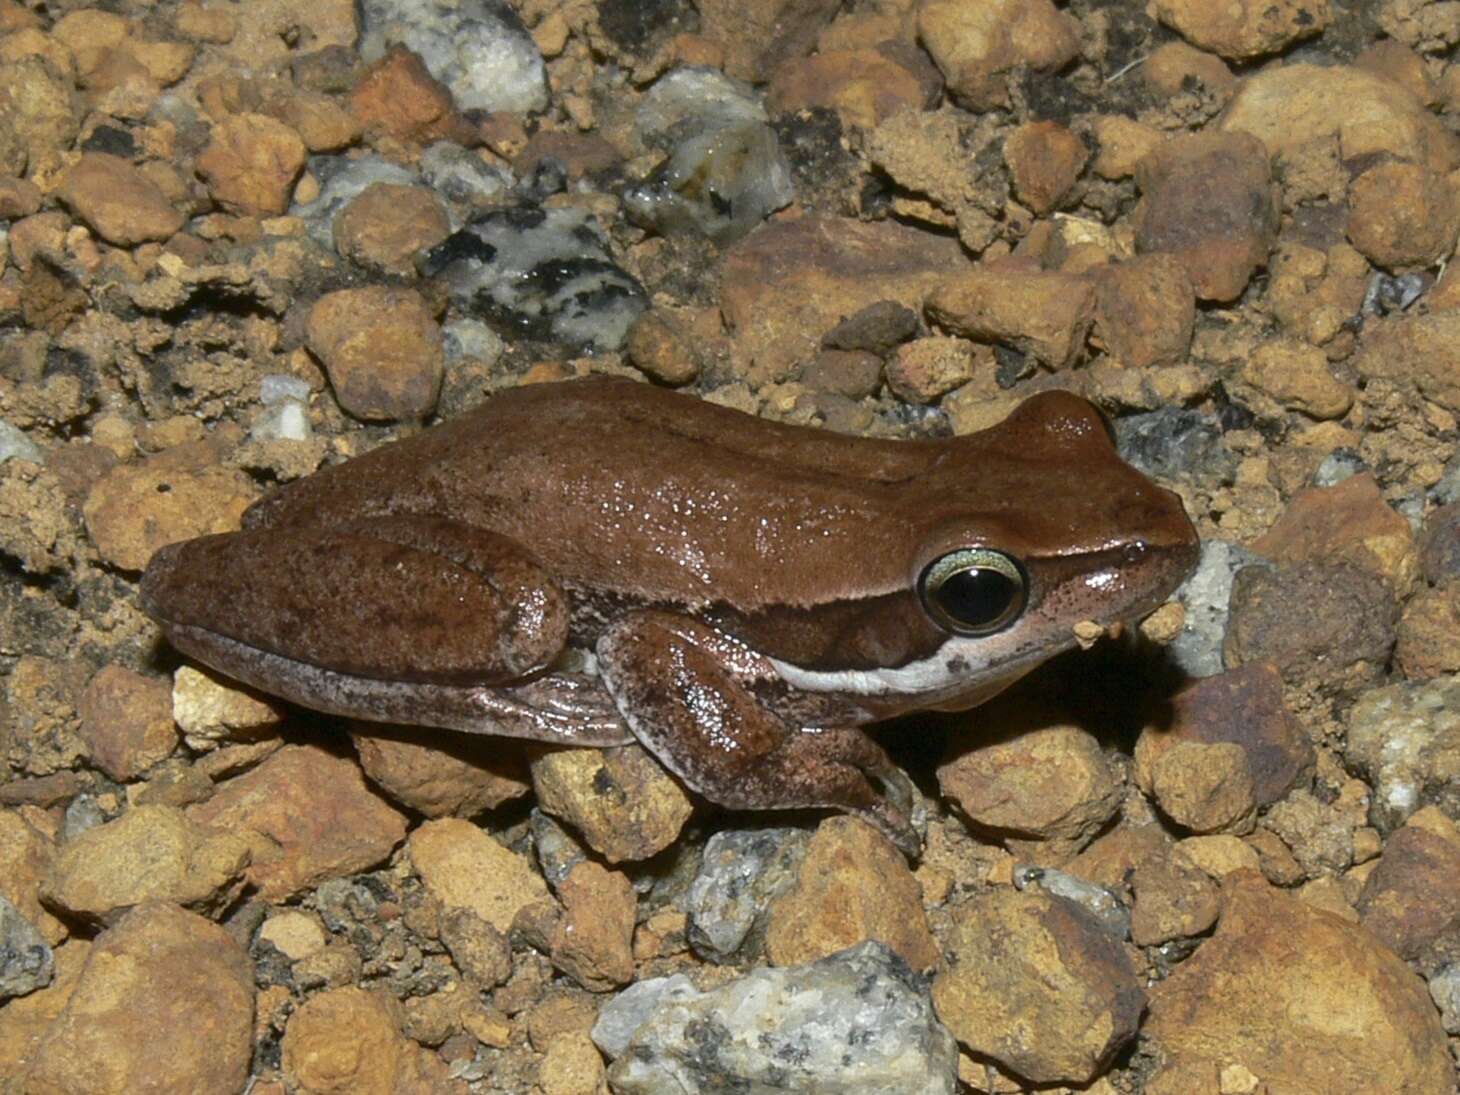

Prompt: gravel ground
[{"left": 3, "top": 0, "right": 1460, "bottom": 1092}]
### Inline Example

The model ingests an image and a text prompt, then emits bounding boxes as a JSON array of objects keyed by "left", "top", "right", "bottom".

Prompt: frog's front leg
[
  {"left": 141, "top": 514, "right": 629, "bottom": 745},
  {"left": 596, "top": 611, "right": 921, "bottom": 857}
]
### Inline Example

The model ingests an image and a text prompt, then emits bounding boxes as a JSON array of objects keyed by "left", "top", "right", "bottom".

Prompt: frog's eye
[{"left": 919, "top": 549, "right": 1027, "bottom": 635}]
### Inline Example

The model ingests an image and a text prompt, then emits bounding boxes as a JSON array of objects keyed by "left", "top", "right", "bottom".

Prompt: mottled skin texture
[{"left": 142, "top": 377, "right": 1199, "bottom": 853}]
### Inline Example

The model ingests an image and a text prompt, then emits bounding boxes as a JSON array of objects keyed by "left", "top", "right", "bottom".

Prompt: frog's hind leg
[
  {"left": 141, "top": 515, "right": 630, "bottom": 743},
  {"left": 595, "top": 611, "right": 922, "bottom": 857}
]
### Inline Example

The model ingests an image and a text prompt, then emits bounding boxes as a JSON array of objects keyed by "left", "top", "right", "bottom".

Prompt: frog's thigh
[
  {"left": 142, "top": 514, "right": 568, "bottom": 684},
  {"left": 596, "top": 611, "right": 918, "bottom": 856}
]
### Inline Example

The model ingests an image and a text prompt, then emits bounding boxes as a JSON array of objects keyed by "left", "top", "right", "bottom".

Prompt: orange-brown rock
[
  {"left": 0, "top": 810, "right": 63, "bottom": 946},
  {"left": 885, "top": 335, "right": 977, "bottom": 403},
  {"left": 932, "top": 888, "right": 1144, "bottom": 1085},
  {"left": 0, "top": 57, "right": 79, "bottom": 177},
  {"left": 59, "top": 152, "right": 184, "bottom": 246},
  {"left": 764, "top": 816, "right": 938, "bottom": 971},
  {"left": 42, "top": 804, "right": 250, "bottom": 925},
  {"left": 1144, "top": 872, "right": 1453, "bottom": 1094},
  {"left": 82, "top": 454, "right": 257, "bottom": 572},
  {"left": 1134, "top": 130, "right": 1278, "bottom": 302},
  {"left": 1347, "top": 161, "right": 1460, "bottom": 269},
  {"left": 1153, "top": 0, "right": 1329, "bottom": 59},
  {"left": 349, "top": 46, "right": 475, "bottom": 146},
  {"left": 77, "top": 665, "right": 178, "bottom": 781},
  {"left": 1142, "top": 41, "right": 1236, "bottom": 101},
  {"left": 282, "top": 985, "right": 465, "bottom": 1095},
  {"left": 548, "top": 860, "right": 636, "bottom": 991},
  {"left": 1242, "top": 337, "right": 1355, "bottom": 418},
  {"left": 265, "top": 88, "right": 361, "bottom": 152},
  {"left": 938, "top": 704, "right": 1122, "bottom": 855},
  {"left": 1220, "top": 63, "right": 1459, "bottom": 173},
  {"left": 695, "top": 0, "right": 840, "bottom": 82},
  {"left": 1130, "top": 848, "right": 1222, "bottom": 944},
  {"left": 1090, "top": 114, "right": 1165, "bottom": 180},
  {"left": 1252, "top": 473, "right": 1418, "bottom": 592},
  {"left": 530, "top": 745, "right": 693, "bottom": 863},
  {"left": 1261, "top": 789, "right": 1355, "bottom": 877},
  {"left": 1136, "top": 662, "right": 1312, "bottom": 809},
  {"left": 305, "top": 285, "right": 443, "bottom": 421},
  {"left": 188, "top": 744, "right": 408, "bottom": 900},
  {"left": 767, "top": 42, "right": 940, "bottom": 130},
  {"left": 351, "top": 726, "right": 530, "bottom": 819},
  {"left": 332, "top": 182, "right": 450, "bottom": 274},
  {"left": 196, "top": 111, "right": 307, "bottom": 216},
  {"left": 926, "top": 262, "right": 1095, "bottom": 369},
  {"left": 439, "top": 906, "right": 511, "bottom": 989},
  {"left": 1396, "top": 582, "right": 1460, "bottom": 680},
  {"left": 1003, "top": 120, "right": 1087, "bottom": 215},
  {"left": 1356, "top": 310, "right": 1460, "bottom": 416},
  {"left": 0, "top": 176, "right": 43, "bottom": 219},
  {"left": 1357, "top": 36, "right": 1436, "bottom": 99},
  {"left": 916, "top": 0, "right": 1080, "bottom": 109},
  {"left": 1092, "top": 253, "right": 1195, "bottom": 368},
  {"left": 0, "top": 939, "right": 89, "bottom": 1080},
  {"left": 1146, "top": 740, "right": 1257, "bottom": 835},
  {"left": 20, "top": 903, "right": 253, "bottom": 1094},
  {"left": 624, "top": 310, "right": 700, "bottom": 387},
  {"left": 719, "top": 215, "right": 965, "bottom": 383},
  {"left": 406, "top": 817, "right": 551, "bottom": 933},
  {"left": 1357, "top": 808, "right": 1460, "bottom": 969}
]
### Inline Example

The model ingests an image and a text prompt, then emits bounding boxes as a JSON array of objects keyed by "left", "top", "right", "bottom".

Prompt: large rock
[
  {"left": 719, "top": 215, "right": 966, "bottom": 384},
  {"left": 925, "top": 263, "right": 1094, "bottom": 369},
  {"left": 1356, "top": 310, "right": 1460, "bottom": 417},
  {"left": 59, "top": 152, "right": 184, "bottom": 246},
  {"left": 1154, "top": 0, "right": 1329, "bottom": 59},
  {"left": 42, "top": 804, "right": 250, "bottom": 925},
  {"left": 187, "top": 744, "right": 408, "bottom": 900},
  {"left": 306, "top": 285, "right": 444, "bottom": 421},
  {"left": 916, "top": 0, "right": 1079, "bottom": 109},
  {"left": 932, "top": 889, "right": 1144, "bottom": 1085},
  {"left": 764, "top": 817, "right": 938, "bottom": 971},
  {"left": 1133, "top": 130, "right": 1278, "bottom": 302},
  {"left": 406, "top": 817, "right": 550, "bottom": 933},
  {"left": 20, "top": 903, "right": 254, "bottom": 1095},
  {"left": 1144, "top": 872, "right": 1453, "bottom": 1094},
  {"left": 1220, "top": 63, "right": 1459, "bottom": 172}
]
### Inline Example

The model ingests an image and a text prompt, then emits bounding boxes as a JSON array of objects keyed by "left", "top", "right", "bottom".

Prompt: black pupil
[{"left": 935, "top": 567, "right": 1018, "bottom": 628}]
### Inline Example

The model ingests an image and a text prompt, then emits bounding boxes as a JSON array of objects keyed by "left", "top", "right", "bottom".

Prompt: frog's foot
[{"left": 596, "top": 611, "right": 923, "bottom": 858}]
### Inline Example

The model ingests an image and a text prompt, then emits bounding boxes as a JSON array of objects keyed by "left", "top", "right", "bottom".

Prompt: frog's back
[{"left": 245, "top": 378, "right": 952, "bottom": 607}]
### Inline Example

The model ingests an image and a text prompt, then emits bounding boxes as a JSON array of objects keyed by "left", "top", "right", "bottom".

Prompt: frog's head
[
  {"left": 768, "top": 390, "right": 1200, "bottom": 713},
  {"left": 903, "top": 390, "right": 1199, "bottom": 705}
]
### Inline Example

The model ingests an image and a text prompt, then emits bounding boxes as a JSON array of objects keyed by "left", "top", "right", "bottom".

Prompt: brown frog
[{"left": 141, "top": 377, "right": 1199, "bottom": 853}]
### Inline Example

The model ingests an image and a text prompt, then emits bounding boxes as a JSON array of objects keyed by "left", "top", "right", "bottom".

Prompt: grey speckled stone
[
  {"left": 686, "top": 826, "right": 808, "bottom": 963},
  {"left": 1346, "top": 675, "right": 1460, "bottom": 833},
  {"left": 1168, "top": 538, "right": 1267, "bottom": 679},
  {"left": 0, "top": 894, "right": 54, "bottom": 1000},
  {"left": 423, "top": 205, "right": 647, "bottom": 352},
  {"left": 605, "top": 941, "right": 958, "bottom": 1095},
  {"left": 624, "top": 68, "right": 793, "bottom": 244},
  {"left": 0, "top": 419, "right": 43, "bottom": 464}
]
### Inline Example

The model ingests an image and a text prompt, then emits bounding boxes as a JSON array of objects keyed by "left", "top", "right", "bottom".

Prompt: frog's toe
[
  {"left": 866, "top": 801, "right": 921, "bottom": 861},
  {"left": 869, "top": 766, "right": 927, "bottom": 854}
]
